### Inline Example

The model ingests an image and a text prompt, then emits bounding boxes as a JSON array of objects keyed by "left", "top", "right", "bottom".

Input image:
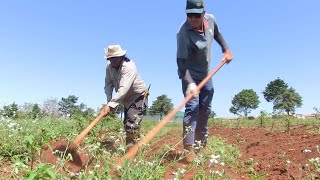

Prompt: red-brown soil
[
  {"left": 211, "top": 125, "right": 320, "bottom": 179},
  {"left": 40, "top": 136, "right": 91, "bottom": 174},
  {"left": 161, "top": 125, "right": 320, "bottom": 179}
]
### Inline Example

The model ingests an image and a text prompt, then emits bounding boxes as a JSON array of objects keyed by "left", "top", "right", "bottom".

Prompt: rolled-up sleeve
[{"left": 213, "top": 21, "right": 229, "bottom": 52}]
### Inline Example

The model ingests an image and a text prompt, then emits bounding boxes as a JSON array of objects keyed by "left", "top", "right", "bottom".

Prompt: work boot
[
  {"left": 183, "top": 145, "right": 197, "bottom": 163},
  {"left": 125, "top": 132, "right": 139, "bottom": 152}
]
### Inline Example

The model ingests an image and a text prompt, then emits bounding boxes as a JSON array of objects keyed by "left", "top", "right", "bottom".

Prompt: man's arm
[
  {"left": 213, "top": 21, "right": 233, "bottom": 62},
  {"left": 213, "top": 21, "right": 228, "bottom": 53},
  {"left": 104, "top": 66, "right": 114, "bottom": 102},
  {"left": 177, "top": 33, "right": 198, "bottom": 97},
  {"left": 177, "top": 58, "right": 194, "bottom": 84},
  {"left": 177, "top": 33, "right": 194, "bottom": 84}
]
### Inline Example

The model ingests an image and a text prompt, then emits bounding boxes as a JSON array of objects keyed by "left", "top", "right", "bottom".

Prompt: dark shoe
[
  {"left": 183, "top": 145, "right": 196, "bottom": 164},
  {"left": 125, "top": 132, "right": 140, "bottom": 152}
]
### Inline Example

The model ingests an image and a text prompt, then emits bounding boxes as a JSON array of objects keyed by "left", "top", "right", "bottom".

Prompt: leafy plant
[
  {"left": 229, "top": 89, "right": 260, "bottom": 117},
  {"left": 274, "top": 87, "right": 302, "bottom": 115},
  {"left": 263, "top": 78, "right": 288, "bottom": 107},
  {"left": 149, "top": 95, "right": 174, "bottom": 119},
  {"left": 258, "top": 111, "right": 269, "bottom": 128},
  {"left": 1, "top": 102, "right": 18, "bottom": 118},
  {"left": 23, "top": 163, "right": 56, "bottom": 180},
  {"left": 25, "top": 135, "right": 40, "bottom": 170}
]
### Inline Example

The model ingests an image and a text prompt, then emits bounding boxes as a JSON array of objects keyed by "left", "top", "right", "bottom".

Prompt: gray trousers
[{"left": 124, "top": 95, "right": 147, "bottom": 134}]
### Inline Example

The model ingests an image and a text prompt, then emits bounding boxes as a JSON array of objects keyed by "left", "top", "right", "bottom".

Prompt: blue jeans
[{"left": 182, "top": 79, "right": 214, "bottom": 148}]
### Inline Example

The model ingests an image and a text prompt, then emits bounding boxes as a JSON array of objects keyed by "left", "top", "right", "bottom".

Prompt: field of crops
[{"left": 0, "top": 116, "right": 320, "bottom": 179}]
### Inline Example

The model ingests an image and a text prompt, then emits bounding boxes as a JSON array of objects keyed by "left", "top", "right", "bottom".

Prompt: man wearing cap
[
  {"left": 102, "top": 44, "right": 148, "bottom": 150},
  {"left": 177, "top": 0, "right": 233, "bottom": 163}
]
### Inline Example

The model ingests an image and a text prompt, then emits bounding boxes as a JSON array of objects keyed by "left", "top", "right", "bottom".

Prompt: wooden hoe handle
[{"left": 72, "top": 112, "right": 105, "bottom": 147}]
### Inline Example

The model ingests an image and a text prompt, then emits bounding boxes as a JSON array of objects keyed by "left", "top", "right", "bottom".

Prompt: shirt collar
[{"left": 195, "top": 18, "right": 208, "bottom": 33}]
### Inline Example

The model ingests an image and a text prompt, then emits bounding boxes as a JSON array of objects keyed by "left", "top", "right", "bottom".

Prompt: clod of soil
[{"left": 41, "top": 137, "right": 90, "bottom": 173}]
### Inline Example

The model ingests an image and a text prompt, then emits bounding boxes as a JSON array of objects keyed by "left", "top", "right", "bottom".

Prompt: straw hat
[{"left": 104, "top": 44, "right": 127, "bottom": 59}]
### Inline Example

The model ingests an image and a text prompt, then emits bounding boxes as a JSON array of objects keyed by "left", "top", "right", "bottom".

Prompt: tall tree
[
  {"left": 149, "top": 95, "right": 174, "bottom": 119},
  {"left": 229, "top": 89, "right": 260, "bottom": 117},
  {"left": 20, "top": 103, "right": 34, "bottom": 112},
  {"left": 17, "top": 103, "right": 34, "bottom": 118},
  {"left": 82, "top": 108, "right": 95, "bottom": 118},
  {"left": 263, "top": 78, "right": 288, "bottom": 110},
  {"left": 209, "top": 110, "right": 216, "bottom": 118},
  {"left": 314, "top": 107, "right": 320, "bottom": 119},
  {"left": 229, "top": 106, "right": 238, "bottom": 116},
  {"left": 30, "top": 104, "right": 41, "bottom": 119},
  {"left": 42, "top": 98, "right": 61, "bottom": 118},
  {"left": 69, "top": 102, "right": 86, "bottom": 115},
  {"left": 274, "top": 87, "right": 302, "bottom": 115},
  {"left": 58, "top": 95, "right": 78, "bottom": 117},
  {"left": 1, "top": 102, "right": 18, "bottom": 118}
]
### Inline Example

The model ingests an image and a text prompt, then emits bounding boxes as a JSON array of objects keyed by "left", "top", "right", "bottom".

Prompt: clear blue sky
[{"left": 1, "top": 1, "right": 319, "bottom": 117}]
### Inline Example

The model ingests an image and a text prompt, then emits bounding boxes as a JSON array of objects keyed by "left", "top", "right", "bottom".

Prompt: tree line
[
  {"left": 229, "top": 78, "right": 303, "bottom": 117},
  {"left": 0, "top": 95, "right": 96, "bottom": 119},
  {"left": 1, "top": 77, "right": 316, "bottom": 119}
]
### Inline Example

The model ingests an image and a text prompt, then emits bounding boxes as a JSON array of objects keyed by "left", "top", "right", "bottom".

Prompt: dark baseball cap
[{"left": 186, "top": 0, "right": 204, "bottom": 14}]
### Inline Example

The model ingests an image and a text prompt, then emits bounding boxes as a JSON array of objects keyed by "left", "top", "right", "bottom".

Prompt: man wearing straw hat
[
  {"left": 102, "top": 44, "right": 148, "bottom": 150},
  {"left": 176, "top": 0, "right": 233, "bottom": 163}
]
